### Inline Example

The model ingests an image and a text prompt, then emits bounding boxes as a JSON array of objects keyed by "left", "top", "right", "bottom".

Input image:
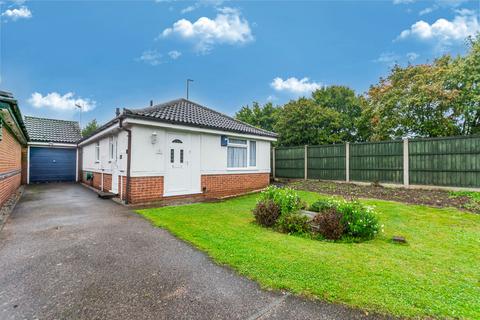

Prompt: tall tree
[
  {"left": 366, "top": 57, "right": 460, "bottom": 140},
  {"left": 274, "top": 98, "right": 343, "bottom": 146},
  {"left": 235, "top": 102, "right": 279, "bottom": 132},
  {"left": 448, "top": 34, "right": 480, "bottom": 135},
  {"left": 82, "top": 119, "right": 99, "bottom": 137},
  {"left": 312, "top": 86, "right": 365, "bottom": 142}
]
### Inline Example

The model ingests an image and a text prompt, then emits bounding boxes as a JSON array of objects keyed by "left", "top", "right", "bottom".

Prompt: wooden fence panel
[
  {"left": 349, "top": 141, "right": 403, "bottom": 183},
  {"left": 409, "top": 136, "right": 480, "bottom": 187},
  {"left": 307, "top": 144, "right": 346, "bottom": 180},
  {"left": 274, "top": 146, "right": 305, "bottom": 178}
]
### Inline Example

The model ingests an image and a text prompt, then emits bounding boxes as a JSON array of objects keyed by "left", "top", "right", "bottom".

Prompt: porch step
[{"left": 97, "top": 190, "right": 117, "bottom": 199}]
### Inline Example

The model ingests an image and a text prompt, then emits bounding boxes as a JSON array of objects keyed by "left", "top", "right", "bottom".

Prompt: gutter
[{"left": 119, "top": 117, "right": 132, "bottom": 205}]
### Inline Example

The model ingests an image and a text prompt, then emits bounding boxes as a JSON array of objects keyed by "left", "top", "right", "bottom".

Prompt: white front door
[{"left": 164, "top": 132, "right": 192, "bottom": 196}]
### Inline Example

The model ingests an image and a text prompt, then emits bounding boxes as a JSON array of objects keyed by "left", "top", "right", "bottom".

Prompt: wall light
[{"left": 151, "top": 132, "right": 158, "bottom": 144}]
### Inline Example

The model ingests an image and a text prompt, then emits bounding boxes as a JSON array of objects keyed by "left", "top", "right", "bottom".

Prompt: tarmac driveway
[{"left": 0, "top": 183, "right": 388, "bottom": 320}]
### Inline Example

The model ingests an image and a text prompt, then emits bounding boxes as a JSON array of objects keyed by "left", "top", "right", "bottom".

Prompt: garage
[
  {"left": 29, "top": 147, "right": 76, "bottom": 183},
  {"left": 25, "top": 116, "right": 81, "bottom": 184}
]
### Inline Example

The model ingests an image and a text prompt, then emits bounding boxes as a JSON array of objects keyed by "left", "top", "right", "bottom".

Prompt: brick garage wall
[
  {"left": 201, "top": 173, "right": 270, "bottom": 198},
  {"left": 0, "top": 126, "right": 22, "bottom": 207},
  {"left": 128, "top": 176, "right": 164, "bottom": 204}
]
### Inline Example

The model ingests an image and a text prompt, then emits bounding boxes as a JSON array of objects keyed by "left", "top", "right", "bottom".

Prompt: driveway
[{"left": 0, "top": 183, "right": 388, "bottom": 320}]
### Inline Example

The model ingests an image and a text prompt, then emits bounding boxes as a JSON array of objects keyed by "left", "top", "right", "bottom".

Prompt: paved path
[{"left": 0, "top": 183, "right": 389, "bottom": 319}]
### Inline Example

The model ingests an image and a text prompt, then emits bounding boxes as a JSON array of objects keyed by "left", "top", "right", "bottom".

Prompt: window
[
  {"left": 109, "top": 136, "right": 114, "bottom": 160},
  {"left": 180, "top": 149, "right": 184, "bottom": 163},
  {"left": 170, "top": 149, "right": 174, "bottom": 163},
  {"left": 227, "top": 138, "right": 247, "bottom": 168},
  {"left": 172, "top": 139, "right": 183, "bottom": 144},
  {"left": 95, "top": 141, "right": 100, "bottom": 162},
  {"left": 249, "top": 141, "right": 256, "bottom": 166}
]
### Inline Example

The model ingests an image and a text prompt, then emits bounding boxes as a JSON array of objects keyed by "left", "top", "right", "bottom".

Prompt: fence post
[
  {"left": 272, "top": 147, "right": 276, "bottom": 179},
  {"left": 403, "top": 138, "right": 409, "bottom": 187},
  {"left": 304, "top": 145, "right": 308, "bottom": 180},
  {"left": 345, "top": 142, "right": 350, "bottom": 182}
]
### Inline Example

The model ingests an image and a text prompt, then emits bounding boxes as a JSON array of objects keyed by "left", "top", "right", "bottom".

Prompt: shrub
[
  {"left": 338, "top": 201, "right": 379, "bottom": 240},
  {"left": 276, "top": 213, "right": 311, "bottom": 235},
  {"left": 253, "top": 200, "right": 281, "bottom": 227},
  {"left": 309, "top": 198, "right": 338, "bottom": 212},
  {"left": 311, "top": 207, "right": 344, "bottom": 240},
  {"left": 259, "top": 185, "right": 303, "bottom": 215}
]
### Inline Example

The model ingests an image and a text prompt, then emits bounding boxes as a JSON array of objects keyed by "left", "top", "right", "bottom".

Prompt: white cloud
[
  {"left": 397, "top": 10, "right": 479, "bottom": 47},
  {"left": 160, "top": 7, "right": 253, "bottom": 53},
  {"left": 181, "top": 5, "right": 198, "bottom": 14},
  {"left": 137, "top": 49, "right": 163, "bottom": 66},
  {"left": 266, "top": 95, "right": 277, "bottom": 102},
  {"left": 406, "top": 52, "right": 420, "bottom": 61},
  {"left": 28, "top": 92, "right": 96, "bottom": 112},
  {"left": 271, "top": 77, "right": 322, "bottom": 95},
  {"left": 168, "top": 50, "right": 182, "bottom": 59},
  {"left": 374, "top": 52, "right": 400, "bottom": 66},
  {"left": 180, "top": 0, "right": 224, "bottom": 14},
  {"left": 1, "top": 6, "right": 31, "bottom": 21},
  {"left": 419, "top": 6, "right": 436, "bottom": 15}
]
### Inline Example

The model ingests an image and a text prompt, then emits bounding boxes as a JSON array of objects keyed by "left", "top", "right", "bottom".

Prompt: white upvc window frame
[
  {"left": 95, "top": 141, "right": 100, "bottom": 163},
  {"left": 226, "top": 137, "right": 257, "bottom": 170},
  {"left": 109, "top": 136, "right": 115, "bottom": 161}
]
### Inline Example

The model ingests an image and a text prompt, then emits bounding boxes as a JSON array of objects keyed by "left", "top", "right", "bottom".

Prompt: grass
[{"left": 137, "top": 191, "right": 480, "bottom": 319}]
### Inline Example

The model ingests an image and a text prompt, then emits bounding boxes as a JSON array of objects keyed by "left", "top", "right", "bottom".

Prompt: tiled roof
[
  {"left": 124, "top": 98, "right": 277, "bottom": 138},
  {"left": 24, "top": 116, "right": 81, "bottom": 143}
]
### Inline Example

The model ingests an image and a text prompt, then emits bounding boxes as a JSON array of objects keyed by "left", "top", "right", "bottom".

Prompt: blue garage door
[{"left": 30, "top": 147, "right": 76, "bottom": 183}]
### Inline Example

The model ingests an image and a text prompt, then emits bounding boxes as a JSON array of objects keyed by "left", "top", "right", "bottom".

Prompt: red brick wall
[
  {"left": 128, "top": 176, "right": 164, "bottom": 204},
  {"left": 0, "top": 126, "right": 22, "bottom": 207},
  {"left": 82, "top": 171, "right": 112, "bottom": 191},
  {"left": 21, "top": 148, "right": 27, "bottom": 185},
  {"left": 201, "top": 173, "right": 269, "bottom": 198}
]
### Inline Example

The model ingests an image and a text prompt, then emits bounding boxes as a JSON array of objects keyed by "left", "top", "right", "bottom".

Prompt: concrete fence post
[
  {"left": 304, "top": 145, "right": 308, "bottom": 180},
  {"left": 403, "top": 138, "right": 409, "bottom": 187},
  {"left": 345, "top": 142, "right": 350, "bottom": 182},
  {"left": 272, "top": 147, "right": 276, "bottom": 179}
]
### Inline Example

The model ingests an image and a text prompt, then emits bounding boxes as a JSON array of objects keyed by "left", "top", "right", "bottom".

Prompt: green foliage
[
  {"left": 258, "top": 185, "right": 303, "bottom": 215},
  {"left": 235, "top": 102, "right": 280, "bottom": 132},
  {"left": 337, "top": 200, "right": 380, "bottom": 240},
  {"left": 309, "top": 198, "right": 337, "bottom": 212},
  {"left": 81, "top": 119, "right": 99, "bottom": 138},
  {"left": 449, "top": 190, "right": 480, "bottom": 213},
  {"left": 252, "top": 199, "right": 281, "bottom": 227},
  {"left": 311, "top": 208, "right": 344, "bottom": 240},
  {"left": 275, "top": 213, "right": 310, "bottom": 235}
]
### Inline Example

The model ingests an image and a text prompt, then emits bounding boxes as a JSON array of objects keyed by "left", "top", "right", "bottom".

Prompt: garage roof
[
  {"left": 124, "top": 98, "right": 277, "bottom": 138},
  {"left": 25, "top": 116, "right": 82, "bottom": 143}
]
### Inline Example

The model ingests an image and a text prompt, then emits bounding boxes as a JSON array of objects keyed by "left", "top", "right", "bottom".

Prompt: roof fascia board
[
  {"left": 77, "top": 122, "right": 121, "bottom": 146},
  {"left": 123, "top": 117, "right": 277, "bottom": 142}
]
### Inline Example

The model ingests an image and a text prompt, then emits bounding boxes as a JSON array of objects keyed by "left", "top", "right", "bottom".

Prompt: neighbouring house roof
[
  {"left": 0, "top": 90, "right": 29, "bottom": 144},
  {"left": 124, "top": 98, "right": 278, "bottom": 138},
  {"left": 25, "top": 116, "right": 81, "bottom": 143}
]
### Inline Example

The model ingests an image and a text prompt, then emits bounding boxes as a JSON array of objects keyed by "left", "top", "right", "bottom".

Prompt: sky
[{"left": 1, "top": 0, "right": 479, "bottom": 128}]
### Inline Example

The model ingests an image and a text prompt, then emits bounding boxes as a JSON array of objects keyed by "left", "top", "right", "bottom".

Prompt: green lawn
[{"left": 137, "top": 191, "right": 480, "bottom": 319}]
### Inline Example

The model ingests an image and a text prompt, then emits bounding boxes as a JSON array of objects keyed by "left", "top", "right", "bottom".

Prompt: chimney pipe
[
  {"left": 115, "top": 107, "right": 120, "bottom": 117},
  {"left": 150, "top": 100, "right": 153, "bottom": 107}
]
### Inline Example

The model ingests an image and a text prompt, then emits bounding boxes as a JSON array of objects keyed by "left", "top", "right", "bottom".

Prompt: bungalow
[{"left": 78, "top": 98, "right": 277, "bottom": 204}]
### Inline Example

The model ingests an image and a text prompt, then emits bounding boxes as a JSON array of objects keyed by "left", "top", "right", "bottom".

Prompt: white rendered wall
[{"left": 81, "top": 130, "right": 127, "bottom": 175}]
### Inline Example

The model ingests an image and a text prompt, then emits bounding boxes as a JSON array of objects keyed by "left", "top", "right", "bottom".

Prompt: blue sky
[{"left": 1, "top": 0, "right": 479, "bottom": 128}]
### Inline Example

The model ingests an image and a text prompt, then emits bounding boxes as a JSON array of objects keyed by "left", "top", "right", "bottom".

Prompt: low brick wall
[
  {"left": 0, "top": 173, "right": 21, "bottom": 208},
  {"left": 81, "top": 172, "right": 269, "bottom": 204},
  {"left": 201, "top": 173, "right": 270, "bottom": 198},
  {"left": 128, "top": 176, "right": 164, "bottom": 204},
  {"left": 82, "top": 171, "right": 112, "bottom": 192}
]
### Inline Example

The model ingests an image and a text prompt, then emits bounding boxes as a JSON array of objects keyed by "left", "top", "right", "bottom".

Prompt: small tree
[{"left": 82, "top": 119, "right": 99, "bottom": 138}]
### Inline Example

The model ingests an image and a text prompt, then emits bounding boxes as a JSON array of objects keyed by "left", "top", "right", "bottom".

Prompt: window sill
[{"left": 226, "top": 167, "right": 258, "bottom": 171}]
